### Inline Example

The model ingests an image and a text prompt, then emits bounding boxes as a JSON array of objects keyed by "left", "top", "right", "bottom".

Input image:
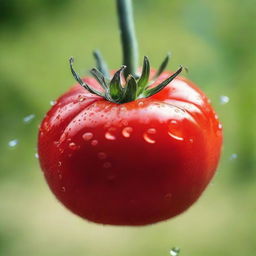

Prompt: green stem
[{"left": 116, "top": 0, "right": 139, "bottom": 78}]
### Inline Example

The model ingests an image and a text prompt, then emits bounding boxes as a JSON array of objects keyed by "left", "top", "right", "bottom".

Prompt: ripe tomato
[{"left": 38, "top": 70, "right": 222, "bottom": 225}]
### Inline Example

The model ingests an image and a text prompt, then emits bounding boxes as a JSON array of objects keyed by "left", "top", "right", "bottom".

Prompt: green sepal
[
  {"left": 137, "top": 56, "right": 150, "bottom": 96},
  {"left": 90, "top": 68, "right": 109, "bottom": 91},
  {"left": 93, "top": 50, "right": 110, "bottom": 79},
  {"left": 69, "top": 57, "right": 104, "bottom": 97},
  {"left": 143, "top": 66, "right": 183, "bottom": 98},
  {"left": 153, "top": 53, "right": 170, "bottom": 79},
  {"left": 122, "top": 75, "right": 138, "bottom": 103},
  {"left": 109, "top": 65, "right": 126, "bottom": 101}
]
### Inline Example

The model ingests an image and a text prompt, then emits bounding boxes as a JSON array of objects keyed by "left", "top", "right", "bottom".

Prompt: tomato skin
[{"left": 38, "top": 71, "right": 222, "bottom": 226}]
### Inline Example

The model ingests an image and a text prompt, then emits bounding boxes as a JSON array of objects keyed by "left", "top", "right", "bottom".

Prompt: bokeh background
[{"left": 0, "top": 0, "right": 255, "bottom": 255}]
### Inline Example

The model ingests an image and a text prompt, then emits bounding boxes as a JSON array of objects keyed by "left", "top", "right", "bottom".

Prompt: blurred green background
[{"left": 0, "top": 0, "right": 255, "bottom": 255}]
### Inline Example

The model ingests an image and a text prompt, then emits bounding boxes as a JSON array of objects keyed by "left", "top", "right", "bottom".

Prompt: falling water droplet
[
  {"left": 91, "top": 140, "right": 98, "bottom": 146},
  {"left": 23, "top": 114, "right": 35, "bottom": 123},
  {"left": 122, "top": 127, "right": 133, "bottom": 138},
  {"left": 169, "top": 247, "right": 180, "bottom": 256},
  {"left": 50, "top": 100, "right": 56, "bottom": 106},
  {"left": 8, "top": 139, "right": 18, "bottom": 148},
  {"left": 230, "top": 153, "right": 238, "bottom": 160},
  {"left": 82, "top": 132, "right": 93, "bottom": 141},
  {"left": 220, "top": 95, "right": 230, "bottom": 105},
  {"left": 98, "top": 152, "right": 107, "bottom": 160},
  {"left": 105, "top": 131, "right": 116, "bottom": 140}
]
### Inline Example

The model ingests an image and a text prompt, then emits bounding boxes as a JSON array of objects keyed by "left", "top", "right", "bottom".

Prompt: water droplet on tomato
[
  {"left": 168, "top": 120, "right": 184, "bottom": 141},
  {"left": 218, "top": 123, "right": 223, "bottom": 130},
  {"left": 8, "top": 139, "right": 18, "bottom": 148},
  {"left": 69, "top": 142, "right": 79, "bottom": 150},
  {"left": 147, "top": 128, "right": 156, "bottom": 134},
  {"left": 138, "top": 101, "right": 144, "bottom": 107},
  {"left": 78, "top": 96, "right": 85, "bottom": 102},
  {"left": 168, "top": 132, "right": 184, "bottom": 141},
  {"left": 58, "top": 161, "right": 62, "bottom": 167},
  {"left": 61, "top": 187, "right": 66, "bottom": 192},
  {"left": 189, "top": 138, "right": 194, "bottom": 143},
  {"left": 120, "top": 106, "right": 126, "bottom": 111},
  {"left": 58, "top": 174, "right": 63, "bottom": 180},
  {"left": 82, "top": 132, "right": 93, "bottom": 141},
  {"left": 143, "top": 129, "right": 156, "bottom": 144},
  {"left": 220, "top": 95, "right": 230, "bottom": 104},
  {"left": 103, "top": 162, "right": 112, "bottom": 168},
  {"left": 23, "top": 114, "right": 35, "bottom": 123},
  {"left": 35, "top": 152, "right": 39, "bottom": 158},
  {"left": 98, "top": 152, "right": 107, "bottom": 160},
  {"left": 170, "top": 120, "right": 178, "bottom": 125},
  {"left": 105, "top": 131, "right": 116, "bottom": 140},
  {"left": 91, "top": 140, "right": 98, "bottom": 146},
  {"left": 122, "top": 127, "right": 133, "bottom": 138},
  {"left": 170, "top": 247, "right": 180, "bottom": 256}
]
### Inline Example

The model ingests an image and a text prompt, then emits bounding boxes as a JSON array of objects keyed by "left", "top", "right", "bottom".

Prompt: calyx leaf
[{"left": 69, "top": 54, "right": 182, "bottom": 104}]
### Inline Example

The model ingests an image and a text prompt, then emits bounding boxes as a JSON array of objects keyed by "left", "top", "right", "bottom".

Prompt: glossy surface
[{"left": 38, "top": 72, "right": 222, "bottom": 225}]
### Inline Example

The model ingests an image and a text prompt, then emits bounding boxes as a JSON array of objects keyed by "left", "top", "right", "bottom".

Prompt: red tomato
[{"left": 38, "top": 71, "right": 222, "bottom": 225}]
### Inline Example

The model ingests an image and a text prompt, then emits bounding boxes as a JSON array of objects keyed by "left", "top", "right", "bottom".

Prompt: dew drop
[
  {"left": 220, "top": 95, "right": 230, "bottom": 105},
  {"left": 105, "top": 131, "right": 116, "bottom": 140},
  {"left": 98, "top": 152, "right": 107, "bottom": 160},
  {"left": 143, "top": 133, "right": 156, "bottom": 144},
  {"left": 169, "top": 247, "right": 180, "bottom": 256},
  {"left": 147, "top": 128, "right": 156, "bottom": 134},
  {"left": 103, "top": 162, "right": 112, "bottom": 168},
  {"left": 82, "top": 132, "right": 93, "bottom": 141},
  {"left": 138, "top": 101, "right": 144, "bottom": 107},
  {"left": 8, "top": 139, "right": 18, "bottom": 148},
  {"left": 122, "top": 127, "right": 133, "bottom": 138},
  {"left": 78, "top": 96, "right": 85, "bottom": 102},
  {"left": 168, "top": 120, "right": 184, "bottom": 141},
  {"left": 91, "top": 140, "right": 98, "bottom": 146},
  {"left": 69, "top": 142, "right": 79, "bottom": 150},
  {"left": 23, "top": 114, "right": 35, "bottom": 123},
  {"left": 170, "top": 120, "right": 178, "bottom": 125}
]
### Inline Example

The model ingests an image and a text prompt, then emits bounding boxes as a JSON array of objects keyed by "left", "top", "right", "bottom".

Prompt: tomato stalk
[
  {"left": 117, "top": 0, "right": 139, "bottom": 79},
  {"left": 69, "top": 0, "right": 182, "bottom": 104}
]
